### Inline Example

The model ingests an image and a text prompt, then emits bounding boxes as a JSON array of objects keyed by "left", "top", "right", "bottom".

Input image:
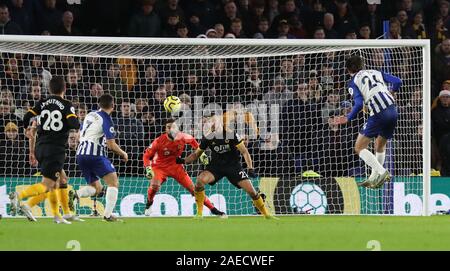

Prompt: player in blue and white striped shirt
[
  {"left": 336, "top": 56, "right": 402, "bottom": 189},
  {"left": 74, "top": 94, "right": 128, "bottom": 221}
]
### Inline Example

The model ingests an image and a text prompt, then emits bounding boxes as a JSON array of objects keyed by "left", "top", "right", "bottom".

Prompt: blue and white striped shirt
[
  {"left": 347, "top": 69, "right": 402, "bottom": 121},
  {"left": 76, "top": 110, "right": 115, "bottom": 156}
]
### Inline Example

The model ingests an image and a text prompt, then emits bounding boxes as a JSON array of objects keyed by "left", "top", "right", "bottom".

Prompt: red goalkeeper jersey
[{"left": 143, "top": 132, "right": 199, "bottom": 168}]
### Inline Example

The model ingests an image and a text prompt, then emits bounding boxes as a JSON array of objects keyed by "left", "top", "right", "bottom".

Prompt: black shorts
[
  {"left": 35, "top": 144, "right": 66, "bottom": 181},
  {"left": 205, "top": 163, "right": 249, "bottom": 188}
]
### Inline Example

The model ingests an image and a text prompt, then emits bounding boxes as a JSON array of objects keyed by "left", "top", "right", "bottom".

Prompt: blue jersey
[
  {"left": 346, "top": 69, "right": 402, "bottom": 121},
  {"left": 76, "top": 110, "right": 115, "bottom": 156}
]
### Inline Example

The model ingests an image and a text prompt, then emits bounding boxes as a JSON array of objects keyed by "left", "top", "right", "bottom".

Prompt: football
[{"left": 163, "top": 95, "right": 182, "bottom": 113}]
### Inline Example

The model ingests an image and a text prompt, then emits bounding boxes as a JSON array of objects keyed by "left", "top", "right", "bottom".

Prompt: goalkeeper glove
[
  {"left": 247, "top": 168, "right": 257, "bottom": 178},
  {"left": 176, "top": 157, "right": 185, "bottom": 164},
  {"left": 145, "top": 166, "right": 154, "bottom": 179},
  {"left": 199, "top": 152, "right": 209, "bottom": 166}
]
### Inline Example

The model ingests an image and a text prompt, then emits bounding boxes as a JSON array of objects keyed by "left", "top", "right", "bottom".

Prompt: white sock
[
  {"left": 370, "top": 151, "right": 386, "bottom": 178},
  {"left": 359, "top": 149, "right": 386, "bottom": 175},
  {"left": 104, "top": 187, "right": 118, "bottom": 218},
  {"left": 77, "top": 186, "right": 96, "bottom": 198}
]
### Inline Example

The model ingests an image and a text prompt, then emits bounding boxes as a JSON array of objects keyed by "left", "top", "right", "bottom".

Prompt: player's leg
[
  {"left": 194, "top": 170, "right": 216, "bottom": 217},
  {"left": 172, "top": 167, "right": 226, "bottom": 216},
  {"left": 102, "top": 172, "right": 120, "bottom": 221},
  {"left": 145, "top": 168, "right": 166, "bottom": 216},
  {"left": 236, "top": 179, "right": 274, "bottom": 219},
  {"left": 355, "top": 133, "right": 387, "bottom": 180}
]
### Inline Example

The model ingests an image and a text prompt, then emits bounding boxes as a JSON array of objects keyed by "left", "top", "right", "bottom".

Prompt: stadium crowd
[{"left": 0, "top": 0, "right": 447, "bottom": 178}]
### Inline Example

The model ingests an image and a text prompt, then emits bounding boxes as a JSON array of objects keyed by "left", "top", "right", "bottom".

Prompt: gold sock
[
  {"left": 58, "top": 188, "right": 71, "bottom": 215},
  {"left": 48, "top": 190, "right": 61, "bottom": 217},
  {"left": 19, "top": 183, "right": 47, "bottom": 200},
  {"left": 194, "top": 189, "right": 205, "bottom": 216},
  {"left": 27, "top": 193, "right": 47, "bottom": 208},
  {"left": 253, "top": 196, "right": 270, "bottom": 217}
]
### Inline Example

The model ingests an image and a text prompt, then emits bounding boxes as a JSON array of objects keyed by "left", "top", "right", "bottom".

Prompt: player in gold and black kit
[
  {"left": 177, "top": 115, "right": 277, "bottom": 219},
  {"left": 9, "top": 76, "right": 80, "bottom": 223}
]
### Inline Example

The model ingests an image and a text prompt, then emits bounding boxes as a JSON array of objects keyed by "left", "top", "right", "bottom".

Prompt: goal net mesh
[{"left": 0, "top": 39, "right": 424, "bottom": 217}]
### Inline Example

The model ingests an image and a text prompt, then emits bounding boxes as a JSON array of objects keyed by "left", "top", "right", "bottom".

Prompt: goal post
[{"left": 0, "top": 36, "right": 430, "bottom": 217}]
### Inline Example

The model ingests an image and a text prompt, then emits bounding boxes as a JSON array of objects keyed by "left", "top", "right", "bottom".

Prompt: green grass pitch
[{"left": 1, "top": 216, "right": 450, "bottom": 251}]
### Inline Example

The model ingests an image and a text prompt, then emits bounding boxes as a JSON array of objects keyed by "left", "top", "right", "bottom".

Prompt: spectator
[
  {"left": 157, "top": 0, "right": 184, "bottom": 24},
  {"left": 266, "top": 0, "right": 279, "bottom": 25},
  {"left": 65, "top": 129, "right": 81, "bottom": 178},
  {"left": 247, "top": 0, "right": 265, "bottom": 35},
  {"left": 176, "top": 22, "right": 189, "bottom": 38},
  {"left": 137, "top": 105, "right": 157, "bottom": 144},
  {"left": 430, "top": 16, "right": 449, "bottom": 50},
  {"left": 276, "top": 19, "right": 295, "bottom": 39},
  {"left": 77, "top": 103, "right": 88, "bottom": 128},
  {"left": 183, "top": 0, "right": 217, "bottom": 29},
  {"left": 253, "top": 17, "right": 270, "bottom": 38},
  {"left": 219, "top": 1, "right": 241, "bottom": 33},
  {"left": 330, "top": 0, "right": 358, "bottom": 38},
  {"left": 102, "top": 62, "right": 126, "bottom": 100},
  {"left": 432, "top": 90, "right": 450, "bottom": 173},
  {"left": 128, "top": 0, "right": 161, "bottom": 37},
  {"left": 205, "top": 28, "right": 217, "bottom": 38},
  {"left": 0, "top": 121, "right": 27, "bottom": 176},
  {"left": 323, "top": 13, "right": 338, "bottom": 39},
  {"left": 0, "top": 100, "right": 21, "bottom": 134},
  {"left": 411, "top": 11, "right": 427, "bottom": 39},
  {"left": 270, "top": 0, "right": 298, "bottom": 36},
  {"left": 312, "top": 25, "right": 326, "bottom": 39},
  {"left": 56, "top": 11, "right": 82, "bottom": 36},
  {"left": 163, "top": 11, "right": 181, "bottom": 37},
  {"left": 8, "top": 0, "right": 33, "bottom": 34},
  {"left": 399, "top": 0, "right": 415, "bottom": 18},
  {"left": 24, "top": 55, "right": 52, "bottom": 95},
  {"left": 432, "top": 38, "right": 450, "bottom": 97},
  {"left": 276, "top": 58, "right": 295, "bottom": 91},
  {"left": 180, "top": 71, "right": 205, "bottom": 98},
  {"left": 310, "top": 0, "right": 326, "bottom": 30},
  {"left": 439, "top": 0, "right": 450, "bottom": 29},
  {"left": 243, "top": 67, "right": 264, "bottom": 104},
  {"left": 135, "top": 98, "right": 149, "bottom": 116},
  {"left": 287, "top": 13, "right": 307, "bottom": 38},
  {"left": 320, "top": 64, "right": 334, "bottom": 91},
  {"left": 358, "top": 23, "right": 371, "bottom": 39},
  {"left": 35, "top": 0, "right": 61, "bottom": 34},
  {"left": 65, "top": 68, "right": 84, "bottom": 101},
  {"left": 113, "top": 98, "right": 144, "bottom": 175},
  {"left": 84, "top": 83, "right": 104, "bottom": 110},
  {"left": 359, "top": 3, "right": 382, "bottom": 38},
  {"left": 214, "top": 23, "right": 225, "bottom": 38},
  {"left": 229, "top": 18, "right": 247, "bottom": 38},
  {"left": 0, "top": 3, "right": 22, "bottom": 34},
  {"left": 118, "top": 58, "right": 137, "bottom": 92},
  {"left": 263, "top": 78, "right": 293, "bottom": 107},
  {"left": 25, "top": 80, "right": 42, "bottom": 107},
  {"left": 396, "top": 10, "right": 414, "bottom": 38},
  {"left": 344, "top": 28, "right": 357, "bottom": 39},
  {"left": 321, "top": 91, "right": 340, "bottom": 124},
  {"left": 315, "top": 112, "right": 355, "bottom": 177},
  {"left": 387, "top": 17, "right": 402, "bottom": 39},
  {"left": 187, "top": 13, "right": 207, "bottom": 37}
]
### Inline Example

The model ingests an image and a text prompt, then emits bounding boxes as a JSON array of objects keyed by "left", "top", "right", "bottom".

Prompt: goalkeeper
[{"left": 142, "top": 119, "right": 226, "bottom": 217}]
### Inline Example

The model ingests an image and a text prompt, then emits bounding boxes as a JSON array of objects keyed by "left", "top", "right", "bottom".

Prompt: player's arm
[
  {"left": 336, "top": 84, "right": 363, "bottom": 125},
  {"left": 25, "top": 120, "right": 38, "bottom": 167},
  {"left": 236, "top": 140, "right": 257, "bottom": 178},
  {"left": 22, "top": 103, "right": 41, "bottom": 128},
  {"left": 106, "top": 139, "right": 128, "bottom": 162},
  {"left": 65, "top": 105, "right": 80, "bottom": 130},
  {"left": 178, "top": 148, "right": 204, "bottom": 164},
  {"left": 381, "top": 72, "right": 403, "bottom": 92},
  {"left": 102, "top": 116, "right": 127, "bottom": 162},
  {"left": 142, "top": 143, "right": 156, "bottom": 179}
]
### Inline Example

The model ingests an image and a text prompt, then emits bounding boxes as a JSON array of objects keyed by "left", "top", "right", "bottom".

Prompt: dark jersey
[
  {"left": 199, "top": 131, "right": 244, "bottom": 166},
  {"left": 23, "top": 95, "right": 80, "bottom": 147}
]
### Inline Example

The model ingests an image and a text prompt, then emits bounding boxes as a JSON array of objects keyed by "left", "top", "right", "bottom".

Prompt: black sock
[{"left": 146, "top": 200, "right": 153, "bottom": 209}]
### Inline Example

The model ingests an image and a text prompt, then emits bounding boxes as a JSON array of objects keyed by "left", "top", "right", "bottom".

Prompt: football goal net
[{"left": 0, "top": 36, "right": 430, "bottom": 217}]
